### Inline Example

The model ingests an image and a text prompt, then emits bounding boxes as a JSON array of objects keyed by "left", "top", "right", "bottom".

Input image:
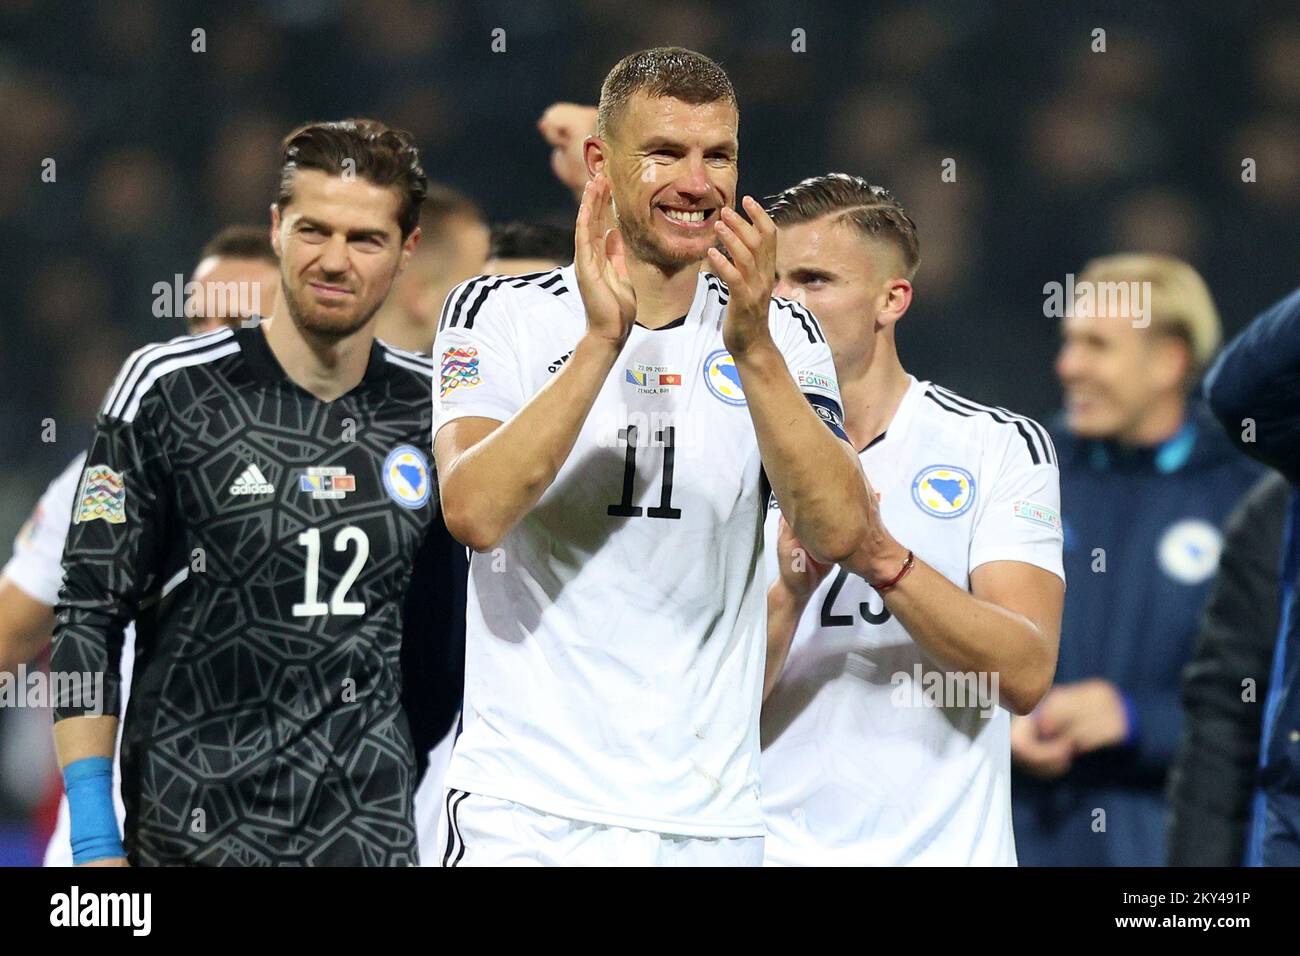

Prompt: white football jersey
[
  {"left": 433, "top": 266, "right": 846, "bottom": 837},
  {"left": 1, "top": 452, "right": 133, "bottom": 866},
  {"left": 761, "top": 377, "right": 1064, "bottom": 865}
]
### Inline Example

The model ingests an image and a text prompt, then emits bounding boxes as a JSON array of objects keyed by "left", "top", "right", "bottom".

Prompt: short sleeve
[
  {"left": 968, "top": 428, "right": 1065, "bottom": 583},
  {"left": 433, "top": 276, "right": 527, "bottom": 437},
  {"left": 2, "top": 453, "right": 85, "bottom": 606},
  {"left": 770, "top": 298, "right": 848, "bottom": 441}
]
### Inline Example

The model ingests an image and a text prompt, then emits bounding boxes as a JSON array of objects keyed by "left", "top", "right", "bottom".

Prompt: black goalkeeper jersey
[{"left": 53, "top": 323, "right": 444, "bottom": 866}]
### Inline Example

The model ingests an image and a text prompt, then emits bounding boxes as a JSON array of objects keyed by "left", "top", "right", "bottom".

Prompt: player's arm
[
  {"left": 842, "top": 445, "right": 1065, "bottom": 715},
  {"left": 1205, "top": 284, "right": 1300, "bottom": 483},
  {"left": 436, "top": 174, "right": 635, "bottom": 552},
  {"left": 52, "top": 403, "right": 172, "bottom": 866},
  {"left": 764, "top": 515, "right": 831, "bottom": 700},
  {"left": 0, "top": 576, "right": 54, "bottom": 675},
  {"left": 707, "top": 198, "right": 869, "bottom": 565},
  {"left": 1, "top": 455, "right": 85, "bottom": 674},
  {"left": 1168, "top": 473, "right": 1287, "bottom": 864}
]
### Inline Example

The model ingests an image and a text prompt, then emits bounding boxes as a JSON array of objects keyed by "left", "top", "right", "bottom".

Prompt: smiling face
[
  {"left": 271, "top": 168, "right": 418, "bottom": 339},
  {"left": 596, "top": 92, "right": 738, "bottom": 272},
  {"left": 1056, "top": 306, "right": 1187, "bottom": 441}
]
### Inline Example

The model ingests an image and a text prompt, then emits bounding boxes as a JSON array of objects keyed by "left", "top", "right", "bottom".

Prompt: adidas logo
[
  {"left": 229, "top": 463, "right": 275, "bottom": 496},
  {"left": 547, "top": 350, "right": 574, "bottom": 374}
]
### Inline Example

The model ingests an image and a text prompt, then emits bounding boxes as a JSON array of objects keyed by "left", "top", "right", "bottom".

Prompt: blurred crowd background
[{"left": 2, "top": 0, "right": 1299, "bottom": 862}]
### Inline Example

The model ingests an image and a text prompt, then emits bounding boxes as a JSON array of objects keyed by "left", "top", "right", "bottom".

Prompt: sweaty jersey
[
  {"left": 761, "top": 377, "right": 1065, "bottom": 865},
  {"left": 52, "top": 323, "right": 440, "bottom": 866},
  {"left": 433, "top": 266, "right": 846, "bottom": 837}
]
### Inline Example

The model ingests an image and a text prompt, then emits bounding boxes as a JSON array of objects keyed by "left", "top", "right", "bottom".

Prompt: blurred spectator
[
  {"left": 374, "top": 183, "right": 488, "bottom": 352},
  {"left": 1168, "top": 471, "right": 1288, "bottom": 865},
  {"left": 1205, "top": 284, "right": 1300, "bottom": 866},
  {"left": 1011, "top": 254, "right": 1263, "bottom": 865},
  {"left": 484, "top": 220, "right": 572, "bottom": 275}
]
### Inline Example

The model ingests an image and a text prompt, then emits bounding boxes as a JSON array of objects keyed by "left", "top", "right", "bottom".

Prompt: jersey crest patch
[
  {"left": 703, "top": 349, "right": 746, "bottom": 406},
  {"left": 383, "top": 446, "right": 431, "bottom": 509},
  {"left": 440, "top": 346, "right": 481, "bottom": 397},
  {"left": 74, "top": 464, "right": 126, "bottom": 525},
  {"left": 911, "top": 465, "right": 975, "bottom": 519},
  {"left": 1157, "top": 518, "right": 1222, "bottom": 585}
]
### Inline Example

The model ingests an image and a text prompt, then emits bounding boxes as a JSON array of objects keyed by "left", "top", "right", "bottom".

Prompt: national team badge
[
  {"left": 74, "top": 464, "right": 126, "bottom": 525},
  {"left": 1157, "top": 519, "right": 1222, "bottom": 585},
  {"left": 440, "top": 346, "right": 481, "bottom": 397},
  {"left": 911, "top": 465, "right": 975, "bottom": 519},
  {"left": 703, "top": 349, "right": 746, "bottom": 406},
  {"left": 383, "top": 446, "right": 431, "bottom": 509},
  {"left": 298, "top": 466, "right": 357, "bottom": 500},
  {"left": 625, "top": 362, "right": 682, "bottom": 395}
]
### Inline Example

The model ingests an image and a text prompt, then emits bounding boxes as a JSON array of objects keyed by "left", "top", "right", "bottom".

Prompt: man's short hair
[
  {"left": 488, "top": 222, "right": 573, "bottom": 266},
  {"left": 1079, "top": 253, "right": 1222, "bottom": 386},
  {"left": 418, "top": 183, "right": 485, "bottom": 236},
  {"left": 766, "top": 173, "right": 921, "bottom": 280},
  {"left": 275, "top": 118, "right": 427, "bottom": 238},
  {"left": 198, "top": 225, "right": 277, "bottom": 267},
  {"left": 597, "top": 47, "right": 737, "bottom": 139}
]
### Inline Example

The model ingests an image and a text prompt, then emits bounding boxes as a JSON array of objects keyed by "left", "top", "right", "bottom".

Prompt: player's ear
[
  {"left": 877, "top": 278, "right": 913, "bottom": 330},
  {"left": 397, "top": 226, "right": 422, "bottom": 274},
  {"left": 1151, "top": 334, "right": 1191, "bottom": 394},
  {"left": 269, "top": 205, "right": 282, "bottom": 257},
  {"left": 584, "top": 136, "right": 607, "bottom": 179}
]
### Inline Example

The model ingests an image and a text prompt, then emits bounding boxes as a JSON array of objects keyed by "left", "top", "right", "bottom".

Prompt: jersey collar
[
  {"left": 238, "top": 318, "right": 388, "bottom": 390},
  {"left": 1083, "top": 415, "right": 1197, "bottom": 474},
  {"left": 861, "top": 375, "right": 924, "bottom": 455}
]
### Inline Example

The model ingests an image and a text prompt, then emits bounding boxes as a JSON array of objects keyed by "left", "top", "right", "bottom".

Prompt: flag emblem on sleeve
[
  {"left": 73, "top": 464, "right": 127, "bottom": 525},
  {"left": 440, "top": 346, "right": 481, "bottom": 397}
]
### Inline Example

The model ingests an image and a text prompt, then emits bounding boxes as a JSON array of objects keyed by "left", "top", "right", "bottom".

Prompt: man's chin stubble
[
  {"left": 285, "top": 295, "right": 377, "bottom": 342},
  {"left": 621, "top": 220, "right": 707, "bottom": 274}
]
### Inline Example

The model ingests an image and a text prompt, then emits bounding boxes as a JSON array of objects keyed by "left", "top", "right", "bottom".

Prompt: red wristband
[{"left": 872, "top": 549, "right": 915, "bottom": 593}]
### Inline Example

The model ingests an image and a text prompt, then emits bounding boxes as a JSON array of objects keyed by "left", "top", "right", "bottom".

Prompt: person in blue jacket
[
  {"left": 1204, "top": 284, "right": 1300, "bottom": 866},
  {"left": 1012, "top": 254, "right": 1264, "bottom": 866}
]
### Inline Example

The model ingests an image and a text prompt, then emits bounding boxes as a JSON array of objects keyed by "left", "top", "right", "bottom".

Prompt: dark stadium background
[{"left": 1, "top": 0, "right": 1298, "bottom": 863}]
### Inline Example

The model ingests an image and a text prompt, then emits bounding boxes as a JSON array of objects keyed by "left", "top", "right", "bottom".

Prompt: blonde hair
[{"left": 1078, "top": 253, "right": 1221, "bottom": 388}]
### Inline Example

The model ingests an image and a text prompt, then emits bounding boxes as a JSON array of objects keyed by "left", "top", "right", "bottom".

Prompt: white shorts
[
  {"left": 437, "top": 790, "right": 764, "bottom": 867},
  {"left": 413, "top": 718, "right": 459, "bottom": 866}
]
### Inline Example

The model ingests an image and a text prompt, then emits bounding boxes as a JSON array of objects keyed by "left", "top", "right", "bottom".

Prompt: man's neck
[
  {"left": 261, "top": 311, "right": 374, "bottom": 402},
  {"left": 838, "top": 336, "right": 912, "bottom": 451},
  {"left": 374, "top": 305, "right": 431, "bottom": 353},
  {"left": 626, "top": 256, "right": 701, "bottom": 329},
  {"left": 1116, "top": 396, "right": 1188, "bottom": 447}
]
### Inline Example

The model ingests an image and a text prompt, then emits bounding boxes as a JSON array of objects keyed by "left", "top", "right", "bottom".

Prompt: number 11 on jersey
[{"left": 607, "top": 425, "right": 682, "bottom": 520}]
